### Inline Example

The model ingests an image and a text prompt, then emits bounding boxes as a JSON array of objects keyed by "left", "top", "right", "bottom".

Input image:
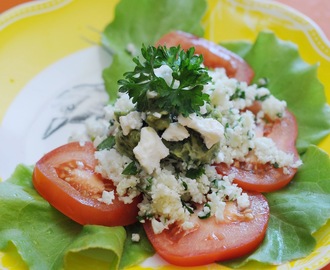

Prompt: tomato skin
[
  {"left": 33, "top": 141, "right": 140, "bottom": 226},
  {"left": 143, "top": 192, "right": 269, "bottom": 266},
  {"left": 216, "top": 109, "right": 300, "bottom": 192},
  {"left": 156, "top": 30, "right": 254, "bottom": 84}
]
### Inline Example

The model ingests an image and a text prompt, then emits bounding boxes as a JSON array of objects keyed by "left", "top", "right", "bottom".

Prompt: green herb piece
[
  {"left": 122, "top": 161, "right": 138, "bottom": 175},
  {"left": 230, "top": 87, "right": 245, "bottom": 100},
  {"left": 198, "top": 203, "right": 211, "bottom": 219},
  {"left": 211, "top": 179, "right": 219, "bottom": 189},
  {"left": 255, "top": 94, "right": 270, "bottom": 101},
  {"left": 181, "top": 200, "right": 195, "bottom": 214},
  {"left": 247, "top": 130, "right": 254, "bottom": 140},
  {"left": 276, "top": 112, "right": 283, "bottom": 118},
  {"left": 96, "top": 136, "right": 116, "bottom": 150},
  {"left": 145, "top": 177, "right": 153, "bottom": 191},
  {"left": 186, "top": 166, "right": 205, "bottom": 179},
  {"left": 256, "top": 77, "right": 269, "bottom": 87},
  {"left": 182, "top": 180, "right": 188, "bottom": 191},
  {"left": 273, "top": 162, "right": 279, "bottom": 168},
  {"left": 137, "top": 213, "right": 154, "bottom": 222},
  {"left": 118, "top": 45, "right": 211, "bottom": 117}
]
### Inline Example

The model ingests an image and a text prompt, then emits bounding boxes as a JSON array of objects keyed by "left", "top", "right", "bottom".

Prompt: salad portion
[
  {"left": 1, "top": 0, "right": 330, "bottom": 269},
  {"left": 33, "top": 32, "right": 302, "bottom": 266}
]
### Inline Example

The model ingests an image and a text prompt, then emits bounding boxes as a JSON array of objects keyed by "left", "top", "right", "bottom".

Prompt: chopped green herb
[
  {"left": 145, "top": 177, "right": 153, "bottom": 191},
  {"left": 276, "top": 112, "right": 283, "bottom": 118},
  {"left": 186, "top": 166, "right": 205, "bottom": 179},
  {"left": 256, "top": 77, "right": 269, "bottom": 87},
  {"left": 181, "top": 200, "right": 195, "bottom": 214},
  {"left": 230, "top": 87, "right": 245, "bottom": 100},
  {"left": 96, "top": 136, "right": 115, "bottom": 150},
  {"left": 122, "top": 161, "right": 139, "bottom": 175},
  {"left": 137, "top": 213, "right": 154, "bottom": 222},
  {"left": 273, "top": 162, "right": 280, "bottom": 168},
  {"left": 182, "top": 180, "right": 188, "bottom": 191},
  {"left": 255, "top": 94, "right": 270, "bottom": 101},
  {"left": 247, "top": 130, "right": 254, "bottom": 140},
  {"left": 211, "top": 179, "right": 219, "bottom": 189},
  {"left": 198, "top": 203, "right": 211, "bottom": 219}
]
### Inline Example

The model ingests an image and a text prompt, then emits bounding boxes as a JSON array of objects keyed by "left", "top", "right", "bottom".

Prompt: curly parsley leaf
[{"left": 118, "top": 45, "right": 211, "bottom": 117}]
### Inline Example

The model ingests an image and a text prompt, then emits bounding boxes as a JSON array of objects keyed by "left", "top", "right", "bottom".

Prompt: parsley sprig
[{"left": 118, "top": 45, "right": 211, "bottom": 116}]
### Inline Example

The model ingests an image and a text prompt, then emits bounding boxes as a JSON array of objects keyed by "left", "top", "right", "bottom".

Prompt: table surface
[{"left": 276, "top": 0, "right": 330, "bottom": 40}]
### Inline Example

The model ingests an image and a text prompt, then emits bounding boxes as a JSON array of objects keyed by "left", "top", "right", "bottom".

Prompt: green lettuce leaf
[
  {"left": 0, "top": 165, "right": 126, "bottom": 270},
  {"left": 101, "top": 0, "right": 207, "bottom": 102},
  {"left": 225, "top": 32, "right": 330, "bottom": 153},
  {"left": 118, "top": 223, "right": 154, "bottom": 270},
  {"left": 224, "top": 145, "right": 330, "bottom": 267},
  {"left": 65, "top": 225, "right": 126, "bottom": 269},
  {"left": 220, "top": 41, "right": 252, "bottom": 59}
]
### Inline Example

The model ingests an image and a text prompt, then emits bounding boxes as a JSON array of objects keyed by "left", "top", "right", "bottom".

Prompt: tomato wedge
[
  {"left": 143, "top": 192, "right": 269, "bottom": 266},
  {"left": 216, "top": 109, "right": 300, "bottom": 192},
  {"left": 156, "top": 30, "right": 254, "bottom": 84},
  {"left": 33, "top": 141, "right": 140, "bottom": 226}
]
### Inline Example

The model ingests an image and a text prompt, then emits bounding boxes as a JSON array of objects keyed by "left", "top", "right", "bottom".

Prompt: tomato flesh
[
  {"left": 143, "top": 192, "right": 269, "bottom": 266},
  {"left": 33, "top": 141, "right": 140, "bottom": 226},
  {"left": 216, "top": 109, "right": 300, "bottom": 192},
  {"left": 156, "top": 30, "right": 254, "bottom": 84}
]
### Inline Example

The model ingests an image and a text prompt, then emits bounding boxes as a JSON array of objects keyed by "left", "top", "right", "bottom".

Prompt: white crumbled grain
[
  {"left": 262, "top": 95, "right": 287, "bottom": 120},
  {"left": 206, "top": 192, "right": 226, "bottom": 221},
  {"left": 94, "top": 148, "right": 132, "bottom": 186},
  {"left": 131, "top": 233, "right": 140, "bottom": 242},
  {"left": 254, "top": 137, "right": 295, "bottom": 167},
  {"left": 237, "top": 193, "right": 250, "bottom": 210},
  {"left": 98, "top": 190, "right": 115, "bottom": 205}
]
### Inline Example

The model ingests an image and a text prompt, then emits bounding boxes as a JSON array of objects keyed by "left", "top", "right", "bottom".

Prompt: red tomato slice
[
  {"left": 33, "top": 141, "right": 140, "bottom": 226},
  {"left": 143, "top": 192, "right": 269, "bottom": 266},
  {"left": 216, "top": 109, "right": 300, "bottom": 192},
  {"left": 156, "top": 30, "right": 254, "bottom": 84}
]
